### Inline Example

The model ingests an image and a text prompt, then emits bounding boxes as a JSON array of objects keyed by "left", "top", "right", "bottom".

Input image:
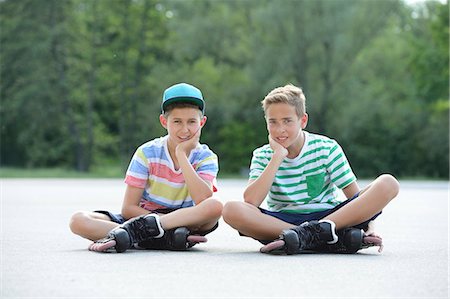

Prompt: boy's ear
[
  {"left": 159, "top": 114, "right": 168, "bottom": 128},
  {"left": 200, "top": 116, "right": 207, "bottom": 127},
  {"left": 301, "top": 113, "right": 308, "bottom": 129}
]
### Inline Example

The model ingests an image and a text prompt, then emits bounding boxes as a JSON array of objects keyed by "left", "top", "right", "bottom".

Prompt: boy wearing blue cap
[
  {"left": 223, "top": 84, "right": 399, "bottom": 254},
  {"left": 70, "top": 83, "right": 222, "bottom": 253}
]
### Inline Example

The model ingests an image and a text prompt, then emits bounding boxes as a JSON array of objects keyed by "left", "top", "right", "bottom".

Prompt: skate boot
[
  {"left": 315, "top": 227, "right": 384, "bottom": 253},
  {"left": 313, "top": 227, "right": 363, "bottom": 253},
  {"left": 137, "top": 227, "right": 207, "bottom": 251},
  {"left": 260, "top": 220, "right": 338, "bottom": 254},
  {"left": 89, "top": 214, "right": 164, "bottom": 253},
  {"left": 261, "top": 226, "right": 384, "bottom": 254}
]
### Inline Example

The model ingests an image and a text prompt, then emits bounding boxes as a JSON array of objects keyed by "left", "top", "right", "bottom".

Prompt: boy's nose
[
  {"left": 277, "top": 125, "right": 286, "bottom": 133},
  {"left": 180, "top": 124, "right": 189, "bottom": 133}
]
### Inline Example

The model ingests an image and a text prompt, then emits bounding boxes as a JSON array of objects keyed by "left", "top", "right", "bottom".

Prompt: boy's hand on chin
[
  {"left": 268, "top": 135, "right": 288, "bottom": 159},
  {"left": 176, "top": 128, "right": 201, "bottom": 157}
]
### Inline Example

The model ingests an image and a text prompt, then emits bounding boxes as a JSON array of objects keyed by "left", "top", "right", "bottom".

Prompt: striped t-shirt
[
  {"left": 249, "top": 131, "right": 356, "bottom": 213},
  {"left": 125, "top": 135, "right": 219, "bottom": 210}
]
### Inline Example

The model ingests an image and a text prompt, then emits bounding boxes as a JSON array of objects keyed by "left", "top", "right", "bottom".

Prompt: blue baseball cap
[{"left": 162, "top": 83, "right": 205, "bottom": 113}]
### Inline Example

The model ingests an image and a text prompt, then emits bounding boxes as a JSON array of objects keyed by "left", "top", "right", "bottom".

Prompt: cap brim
[{"left": 162, "top": 97, "right": 205, "bottom": 112}]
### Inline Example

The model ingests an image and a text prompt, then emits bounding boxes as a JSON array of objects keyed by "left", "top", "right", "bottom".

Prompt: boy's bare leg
[
  {"left": 224, "top": 174, "right": 398, "bottom": 242},
  {"left": 159, "top": 198, "right": 223, "bottom": 233},
  {"left": 71, "top": 198, "right": 222, "bottom": 243},
  {"left": 323, "top": 174, "right": 399, "bottom": 230},
  {"left": 223, "top": 201, "right": 295, "bottom": 240},
  {"left": 69, "top": 212, "right": 120, "bottom": 241}
]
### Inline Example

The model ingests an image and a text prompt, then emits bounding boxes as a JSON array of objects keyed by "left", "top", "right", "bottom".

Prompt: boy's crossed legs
[
  {"left": 223, "top": 174, "right": 399, "bottom": 253},
  {"left": 70, "top": 198, "right": 223, "bottom": 252}
]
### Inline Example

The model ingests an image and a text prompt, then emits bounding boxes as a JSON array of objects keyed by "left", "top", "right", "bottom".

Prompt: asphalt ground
[{"left": 1, "top": 178, "right": 449, "bottom": 298}]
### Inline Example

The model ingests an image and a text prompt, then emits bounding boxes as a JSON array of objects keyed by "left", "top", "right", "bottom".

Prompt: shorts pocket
[{"left": 306, "top": 173, "right": 326, "bottom": 198}]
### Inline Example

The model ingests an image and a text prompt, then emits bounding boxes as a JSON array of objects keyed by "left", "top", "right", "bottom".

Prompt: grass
[{"left": 0, "top": 166, "right": 124, "bottom": 178}]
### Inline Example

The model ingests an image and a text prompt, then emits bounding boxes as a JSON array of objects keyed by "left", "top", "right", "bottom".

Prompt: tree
[
  {"left": 408, "top": 1, "right": 449, "bottom": 177},
  {"left": 1, "top": 0, "right": 79, "bottom": 168},
  {"left": 1, "top": 0, "right": 447, "bottom": 178}
]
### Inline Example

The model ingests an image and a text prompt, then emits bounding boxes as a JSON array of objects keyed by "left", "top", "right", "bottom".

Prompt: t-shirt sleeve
[
  {"left": 124, "top": 147, "right": 149, "bottom": 189},
  {"left": 326, "top": 140, "right": 356, "bottom": 189},
  {"left": 249, "top": 147, "right": 270, "bottom": 180},
  {"left": 196, "top": 151, "right": 219, "bottom": 192}
]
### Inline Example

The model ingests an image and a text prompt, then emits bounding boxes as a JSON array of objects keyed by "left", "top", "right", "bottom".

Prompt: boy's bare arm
[
  {"left": 342, "top": 181, "right": 360, "bottom": 199},
  {"left": 244, "top": 135, "right": 288, "bottom": 207},
  {"left": 175, "top": 128, "right": 214, "bottom": 204},
  {"left": 121, "top": 185, "right": 149, "bottom": 219}
]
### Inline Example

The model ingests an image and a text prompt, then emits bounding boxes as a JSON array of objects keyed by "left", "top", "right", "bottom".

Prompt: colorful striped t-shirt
[
  {"left": 249, "top": 131, "right": 356, "bottom": 213},
  {"left": 125, "top": 135, "right": 219, "bottom": 210}
]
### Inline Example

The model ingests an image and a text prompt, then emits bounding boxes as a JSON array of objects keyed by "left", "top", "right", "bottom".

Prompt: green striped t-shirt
[{"left": 249, "top": 131, "right": 356, "bottom": 213}]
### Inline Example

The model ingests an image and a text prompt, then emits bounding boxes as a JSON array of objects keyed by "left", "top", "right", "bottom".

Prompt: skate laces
[
  {"left": 292, "top": 221, "right": 328, "bottom": 250},
  {"left": 122, "top": 214, "right": 164, "bottom": 243}
]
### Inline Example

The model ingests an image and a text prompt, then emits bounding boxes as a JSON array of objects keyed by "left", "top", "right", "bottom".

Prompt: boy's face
[
  {"left": 160, "top": 107, "right": 206, "bottom": 146},
  {"left": 265, "top": 102, "right": 308, "bottom": 148}
]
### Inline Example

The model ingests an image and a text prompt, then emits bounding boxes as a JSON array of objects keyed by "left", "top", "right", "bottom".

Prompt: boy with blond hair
[
  {"left": 223, "top": 84, "right": 399, "bottom": 254},
  {"left": 70, "top": 83, "right": 222, "bottom": 253}
]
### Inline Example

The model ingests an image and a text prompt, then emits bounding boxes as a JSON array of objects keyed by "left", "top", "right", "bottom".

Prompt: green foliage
[
  {"left": 216, "top": 121, "right": 258, "bottom": 174},
  {"left": 1, "top": 0, "right": 448, "bottom": 178}
]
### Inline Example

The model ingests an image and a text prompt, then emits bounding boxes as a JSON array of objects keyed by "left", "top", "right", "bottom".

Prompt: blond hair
[{"left": 261, "top": 84, "right": 306, "bottom": 117}]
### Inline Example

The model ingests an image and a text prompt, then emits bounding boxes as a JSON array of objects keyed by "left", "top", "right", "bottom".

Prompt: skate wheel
[
  {"left": 187, "top": 235, "right": 207, "bottom": 243},
  {"left": 343, "top": 228, "right": 363, "bottom": 254},
  {"left": 89, "top": 240, "right": 116, "bottom": 252},
  {"left": 172, "top": 227, "right": 190, "bottom": 250},
  {"left": 260, "top": 240, "right": 285, "bottom": 253},
  {"left": 283, "top": 230, "right": 300, "bottom": 255},
  {"left": 112, "top": 228, "right": 131, "bottom": 253}
]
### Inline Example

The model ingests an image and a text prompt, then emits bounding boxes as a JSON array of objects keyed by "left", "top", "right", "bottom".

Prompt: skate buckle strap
[
  {"left": 150, "top": 214, "right": 165, "bottom": 238},
  {"left": 120, "top": 213, "right": 165, "bottom": 245},
  {"left": 319, "top": 220, "right": 338, "bottom": 244}
]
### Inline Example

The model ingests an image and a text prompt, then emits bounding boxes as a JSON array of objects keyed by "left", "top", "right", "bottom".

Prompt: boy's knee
[
  {"left": 69, "top": 211, "right": 90, "bottom": 234},
  {"left": 222, "top": 201, "right": 245, "bottom": 225},
  {"left": 200, "top": 198, "right": 223, "bottom": 219},
  {"left": 378, "top": 174, "right": 400, "bottom": 198}
]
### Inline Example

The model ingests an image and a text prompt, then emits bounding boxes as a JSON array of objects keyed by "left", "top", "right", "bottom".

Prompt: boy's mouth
[
  {"left": 178, "top": 136, "right": 191, "bottom": 141},
  {"left": 276, "top": 136, "right": 288, "bottom": 143}
]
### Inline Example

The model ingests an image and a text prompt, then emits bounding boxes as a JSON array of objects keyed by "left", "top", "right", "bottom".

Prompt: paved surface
[{"left": 1, "top": 178, "right": 448, "bottom": 298}]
